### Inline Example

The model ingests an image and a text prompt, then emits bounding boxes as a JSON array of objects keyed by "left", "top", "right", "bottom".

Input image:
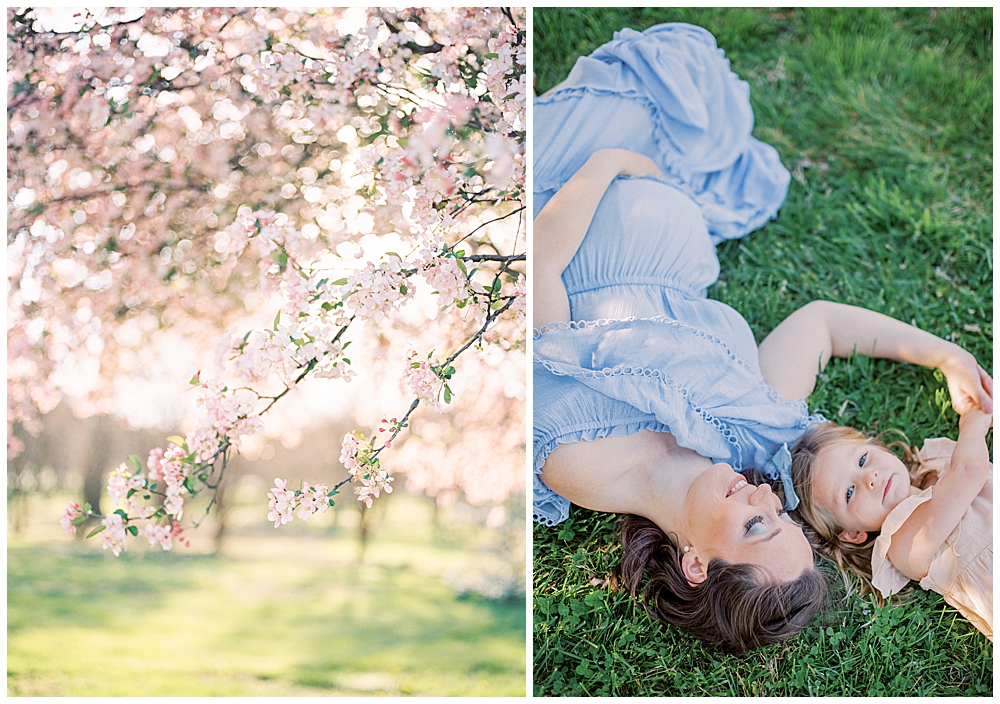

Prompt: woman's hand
[
  {"left": 595, "top": 148, "right": 665, "bottom": 179},
  {"left": 534, "top": 148, "right": 662, "bottom": 328},
  {"left": 939, "top": 349, "right": 993, "bottom": 415}
]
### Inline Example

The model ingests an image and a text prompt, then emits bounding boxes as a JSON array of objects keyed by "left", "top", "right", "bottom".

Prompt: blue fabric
[
  {"left": 533, "top": 23, "right": 818, "bottom": 526},
  {"left": 534, "top": 23, "right": 790, "bottom": 243}
]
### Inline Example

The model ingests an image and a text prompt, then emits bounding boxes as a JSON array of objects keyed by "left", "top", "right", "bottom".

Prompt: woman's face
[
  {"left": 809, "top": 441, "right": 910, "bottom": 534},
  {"left": 680, "top": 463, "right": 814, "bottom": 583}
]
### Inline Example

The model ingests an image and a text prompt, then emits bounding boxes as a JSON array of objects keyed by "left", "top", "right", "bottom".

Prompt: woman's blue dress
[{"left": 533, "top": 23, "right": 823, "bottom": 526}]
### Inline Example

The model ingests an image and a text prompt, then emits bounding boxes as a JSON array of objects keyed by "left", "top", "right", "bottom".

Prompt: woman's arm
[
  {"left": 533, "top": 149, "right": 663, "bottom": 328},
  {"left": 886, "top": 408, "right": 992, "bottom": 581},
  {"left": 757, "top": 300, "right": 993, "bottom": 413}
]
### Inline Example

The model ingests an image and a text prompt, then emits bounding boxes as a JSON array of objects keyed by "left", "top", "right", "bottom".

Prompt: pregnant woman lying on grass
[{"left": 532, "top": 23, "right": 993, "bottom": 653}]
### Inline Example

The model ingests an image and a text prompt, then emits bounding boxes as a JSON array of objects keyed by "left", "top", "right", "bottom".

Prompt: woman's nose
[{"left": 749, "top": 483, "right": 773, "bottom": 504}]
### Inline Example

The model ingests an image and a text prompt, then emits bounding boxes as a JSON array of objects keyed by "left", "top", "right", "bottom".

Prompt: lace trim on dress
[{"left": 534, "top": 315, "right": 791, "bottom": 406}]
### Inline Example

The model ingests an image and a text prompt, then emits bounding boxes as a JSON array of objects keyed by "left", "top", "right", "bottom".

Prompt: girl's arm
[
  {"left": 885, "top": 409, "right": 992, "bottom": 581},
  {"left": 533, "top": 149, "right": 663, "bottom": 327},
  {"left": 757, "top": 300, "right": 993, "bottom": 413}
]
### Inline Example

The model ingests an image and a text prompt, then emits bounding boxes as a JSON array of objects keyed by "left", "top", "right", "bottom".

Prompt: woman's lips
[{"left": 727, "top": 476, "right": 748, "bottom": 498}]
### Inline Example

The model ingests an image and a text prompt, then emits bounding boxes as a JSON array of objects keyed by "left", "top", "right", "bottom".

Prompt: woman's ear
[
  {"left": 681, "top": 549, "right": 707, "bottom": 586},
  {"left": 838, "top": 528, "right": 869, "bottom": 545}
]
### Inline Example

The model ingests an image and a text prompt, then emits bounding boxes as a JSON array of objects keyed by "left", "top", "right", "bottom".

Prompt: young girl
[{"left": 789, "top": 411, "right": 993, "bottom": 641}]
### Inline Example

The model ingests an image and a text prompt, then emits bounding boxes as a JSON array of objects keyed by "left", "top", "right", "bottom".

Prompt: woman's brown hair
[
  {"left": 610, "top": 513, "right": 827, "bottom": 653},
  {"left": 787, "top": 422, "right": 933, "bottom": 599}
]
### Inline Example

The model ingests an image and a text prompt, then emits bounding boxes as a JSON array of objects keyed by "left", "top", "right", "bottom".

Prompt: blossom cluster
[
  {"left": 266, "top": 479, "right": 333, "bottom": 527},
  {"left": 340, "top": 257, "right": 414, "bottom": 324},
  {"left": 17, "top": 8, "right": 527, "bottom": 552},
  {"left": 340, "top": 431, "right": 395, "bottom": 508},
  {"left": 406, "top": 351, "right": 447, "bottom": 403}
]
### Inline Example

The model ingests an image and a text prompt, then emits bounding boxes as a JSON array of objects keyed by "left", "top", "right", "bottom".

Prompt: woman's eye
[
  {"left": 846, "top": 485, "right": 855, "bottom": 502},
  {"left": 859, "top": 452, "right": 868, "bottom": 468},
  {"left": 743, "top": 515, "right": 765, "bottom": 535}
]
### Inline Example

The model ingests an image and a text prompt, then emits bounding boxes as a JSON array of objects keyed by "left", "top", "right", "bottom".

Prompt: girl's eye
[
  {"left": 859, "top": 452, "right": 868, "bottom": 468},
  {"left": 743, "top": 515, "right": 765, "bottom": 535},
  {"left": 846, "top": 485, "right": 855, "bottom": 502}
]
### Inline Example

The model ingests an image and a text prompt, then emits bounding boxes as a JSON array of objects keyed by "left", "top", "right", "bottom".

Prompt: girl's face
[
  {"left": 680, "top": 463, "right": 813, "bottom": 583},
  {"left": 810, "top": 441, "right": 911, "bottom": 534}
]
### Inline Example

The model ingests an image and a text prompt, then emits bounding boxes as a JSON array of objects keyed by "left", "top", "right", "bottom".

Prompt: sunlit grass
[
  {"left": 8, "top": 492, "right": 526, "bottom": 697},
  {"left": 533, "top": 7, "right": 991, "bottom": 696}
]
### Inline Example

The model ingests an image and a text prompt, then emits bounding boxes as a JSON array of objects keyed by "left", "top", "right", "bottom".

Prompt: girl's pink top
[{"left": 871, "top": 437, "right": 992, "bottom": 641}]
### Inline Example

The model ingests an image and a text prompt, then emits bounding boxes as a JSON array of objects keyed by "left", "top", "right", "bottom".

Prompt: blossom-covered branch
[{"left": 20, "top": 8, "right": 527, "bottom": 555}]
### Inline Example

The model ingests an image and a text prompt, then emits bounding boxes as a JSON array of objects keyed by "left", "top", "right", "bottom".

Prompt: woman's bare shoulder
[{"left": 540, "top": 431, "right": 671, "bottom": 514}]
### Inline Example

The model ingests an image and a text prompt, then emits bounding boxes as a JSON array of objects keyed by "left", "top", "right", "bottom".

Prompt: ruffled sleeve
[
  {"left": 916, "top": 437, "right": 958, "bottom": 474},
  {"left": 871, "top": 488, "right": 935, "bottom": 597}
]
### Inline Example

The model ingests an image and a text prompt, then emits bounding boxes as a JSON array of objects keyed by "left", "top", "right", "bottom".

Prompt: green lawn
[
  {"left": 533, "top": 7, "right": 992, "bottom": 696},
  {"left": 8, "top": 493, "right": 526, "bottom": 696}
]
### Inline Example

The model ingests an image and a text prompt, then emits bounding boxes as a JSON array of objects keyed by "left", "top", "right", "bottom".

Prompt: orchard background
[{"left": 7, "top": 7, "right": 526, "bottom": 696}]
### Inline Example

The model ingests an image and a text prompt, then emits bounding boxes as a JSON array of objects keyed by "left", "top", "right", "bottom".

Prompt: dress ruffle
[
  {"left": 534, "top": 23, "right": 790, "bottom": 243},
  {"left": 535, "top": 317, "right": 816, "bottom": 472}
]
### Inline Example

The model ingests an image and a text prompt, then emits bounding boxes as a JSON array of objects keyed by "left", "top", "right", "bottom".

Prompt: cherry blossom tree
[{"left": 8, "top": 7, "right": 525, "bottom": 555}]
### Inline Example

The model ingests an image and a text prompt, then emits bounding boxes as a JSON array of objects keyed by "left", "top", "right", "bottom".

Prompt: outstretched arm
[
  {"left": 886, "top": 408, "right": 992, "bottom": 581},
  {"left": 757, "top": 300, "right": 993, "bottom": 413},
  {"left": 533, "top": 149, "right": 663, "bottom": 328}
]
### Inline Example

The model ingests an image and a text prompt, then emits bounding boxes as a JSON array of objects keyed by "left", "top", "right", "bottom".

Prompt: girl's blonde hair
[{"left": 787, "top": 422, "right": 935, "bottom": 600}]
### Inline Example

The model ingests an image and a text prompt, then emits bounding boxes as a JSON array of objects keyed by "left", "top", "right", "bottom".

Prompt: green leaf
[
  {"left": 127, "top": 525, "right": 138, "bottom": 537},
  {"left": 273, "top": 309, "right": 281, "bottom": 329},
  {"left": 86, "top": 525, "right": 106, "bottom": 539},
  {"left": 443, "top": 384, "right": 452, "bottom": 404},
  {"left": 114, "top": 509, "right": 128, "bottom": 519},
  {"left": 331, "top": 278, "right": 348, "bottom": 286},
  {"left": 128, "top": 454, "right": 143, "bottom": 473},
  {"left": 399, "top": 284, "right": 408, "bottom": 295},
  {"left": 71, "top": 516, "right": 86, "bottom": 526},
  {"left": 491, "top": 278, "right": 502, "bottom": 294},
  {"left": 189, "top": 374, "right": 202, "bottom": 385},
  {"left": 166, "top": 435, "right": 186, "bottom": 449}
]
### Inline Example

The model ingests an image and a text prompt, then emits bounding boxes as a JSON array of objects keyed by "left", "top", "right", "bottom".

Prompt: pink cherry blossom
[
  {"left": 60, "top": 500, "right": 83, "bottom": 535},
  {"left": 406, "top": 350, "right": 445, "bottom": 403},
  {"left": 140, "top": 523, "right": 173, "bottom": 551},
  {"left": 11, "top": 8, "right": 526, "bottom": 552},
  {"left": 100, "top": 513, "right": 129, "bottom": 557},
  {"left": 266, "top": 478, "right": 297, "bottom": 527}
]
